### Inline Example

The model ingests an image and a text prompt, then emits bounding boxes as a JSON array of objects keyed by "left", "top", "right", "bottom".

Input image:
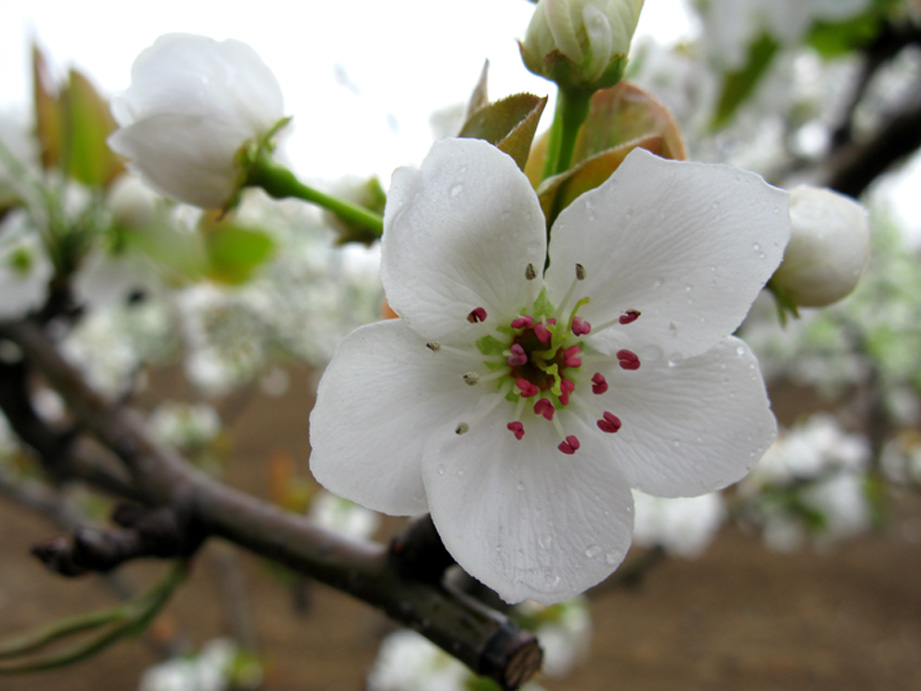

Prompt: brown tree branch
[
  {"left": 823, "top": 84, "right": 921, "bottom": 198},
  {"left": 0, "top": 318, "right": 542, "bottom": 690}
]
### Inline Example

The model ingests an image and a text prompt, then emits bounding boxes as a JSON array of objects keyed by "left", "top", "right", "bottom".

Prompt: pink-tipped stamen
[
  {"left": 507, "top": 421, "right": 525, "bottom": 440},
  {"left": 591, "top": 372, "right": 608, "bottom": 395},
  {"left": 617, "top": 349, "right": 641, "bottom": 370},
  {"left": 558, "top": 435, "right": 580, "bottom": 455},
  {"left": 534, "top": 398, "right": 555, "bottom": 420},
  {"left": 534, "top": 322, "right": 552, "bottom": 344},
  {"left": 507, "top": 343, "right": 528, "bottom": 367},
  {"left": 511, "top": 315, "right": 534, "bottom": 329},
  {"left": 619, "top": 309, "right": 641, "bottom": 325},
  {"left": 559, "top": 378, "right": 575, "bottom": 406},
  {"left": 563, "top": 345, "right": 582, "bottom": 368},
  {"left": 597, "top": 411, "right": 622, "bottom": 433},
  {"left": 467, "top": 307, "right": 487, "bottom": 323},
  {"left": 516, "top": 379, "right": 538, "bottom": 398},
  {"left": 571, "top": 316, "right": 591, "bottom": 336}
]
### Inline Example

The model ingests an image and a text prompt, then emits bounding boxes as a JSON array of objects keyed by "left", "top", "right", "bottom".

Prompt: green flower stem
[
  {"left": 541, "top": 88, "right": 592, "bottom": 181},
  {"left": 246, "top": 155, "right": 384, "bottom": 239}
]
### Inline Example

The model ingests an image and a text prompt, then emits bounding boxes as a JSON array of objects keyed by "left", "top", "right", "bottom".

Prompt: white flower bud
[
  {"left": 108, "top": 34, "right": 286, "bottom": 210},
  {"left": 772, "top": 185, "right": 870, "bottom": 308},
  {"left": 521, "top": 0, "right": 644, "bottom": 90}
]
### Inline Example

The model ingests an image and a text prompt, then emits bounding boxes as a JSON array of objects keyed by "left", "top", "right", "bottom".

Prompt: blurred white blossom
[
  {"left": 109, "top": 34, "right": 286, "bottom": 209},
  {"left": 632, "top": 491, "right": 726, "bottom": 558},
  {"left": 308, "top": 491, "right": 380, "bottom": 542},
  {"left": 137, "top": 639, "right": 239, "bottom": 691}
]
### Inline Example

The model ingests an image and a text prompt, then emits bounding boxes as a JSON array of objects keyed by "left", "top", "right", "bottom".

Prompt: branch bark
[{"left": 0, "top": 318, "right": 542, "bottom": 690}]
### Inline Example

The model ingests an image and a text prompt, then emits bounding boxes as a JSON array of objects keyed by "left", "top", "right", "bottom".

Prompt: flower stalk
[
  {"left": 541, "top": 88, "right": 593, "bottom": 181},
  {"left": 245, "top": 153, "right": 383, "bottom": 239}
]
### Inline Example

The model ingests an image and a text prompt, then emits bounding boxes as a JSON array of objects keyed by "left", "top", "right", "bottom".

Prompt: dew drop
[
  {"left": 450, "top": 183, "right": 464, "bottom": 198},
  {"left": 517, "top": 481, "right": 525, "bottom": 492},
  {"left": 456, "top": 469, "right": 465, "bottom": 477},
  {"left": 752, "top": 242, "right": 761, "bottom": 253},
  {"left": 736, "top": 345, "right": 746, "bottom": 357},
  {"left": 585, "top": 544, "right": 603, "bottom": 559},
  {"left": 436, "top": 465, "right": 445, "bottom": 476},
  {"left": 604, "top": 552, "right": 620, "bottom": 565},
  {"left": 653, "top": 277, "right": 664, "bottom": 289}
]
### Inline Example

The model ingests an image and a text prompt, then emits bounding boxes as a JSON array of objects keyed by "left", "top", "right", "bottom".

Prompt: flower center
[{"left": 447, "top": 263, "right": 643, "bottom": 455}]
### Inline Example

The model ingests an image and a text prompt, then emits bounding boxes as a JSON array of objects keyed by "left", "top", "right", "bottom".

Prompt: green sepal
[
  {"left": 476, "top": 334, "right": 506, "bottom": 357},
  {"left": 532, "top": 288, "right": 555, "bottom": 321}
]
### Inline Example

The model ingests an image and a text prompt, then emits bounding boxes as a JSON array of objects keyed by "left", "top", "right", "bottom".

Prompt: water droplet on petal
[
  {"left": 450, "top": 183, "right": 464, "bottom": 198},
  {"left": 736, "top": 345, "right": 746, "bottom": 356},
  {"left": 517, "top": 481, "right": 525, "bottom": 492},
  {"left": 605, "top": 552, "right": 620, "bottom": 565},
  {"left": 436, "top": 465, "right": 445, "bottom": 476},
  {"left": 585, "top": 544, "right": 603, "bottom": 559}
]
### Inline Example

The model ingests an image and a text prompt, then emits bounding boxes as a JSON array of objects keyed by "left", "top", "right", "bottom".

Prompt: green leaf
[
  {"left": 526, "top": 80, "right": 686, "bottom": 187},
  {"left": 458, "top": 93, "right": 548, "bottom": 171},
  {"left": 204, "top": 224, "right": 276, "bottom": 285},
  {"left": 537, "top": 135, "right": 666, "bottom": 228},
  {"left": 711, "top": 33, "right": 780, "bottom": 131},
  {"left": 573, "top": 81, "right": 687, "bottom": 163},
  {"left": 32, "top": 43, "right": 63, "bottom": 172},
  {"left": 61, "top": 69, "right": 124, "bottom": 188},
  {"left": 807, "top": 0, "right": 898, "bottom": 59},
  {"left": 465, "top": 61, "right": 490, "bottom": 120}
]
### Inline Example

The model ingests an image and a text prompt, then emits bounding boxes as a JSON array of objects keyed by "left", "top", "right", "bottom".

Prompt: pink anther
[
  {"left": 563, "top": 345, "right": 582, "bottom": 368},
  {"left": 547, "top": 318, "right": 557, "bottom": 325},
  {"left": 533, "top": 398, "right": 555, "bottom": 420},
  {"left": 571, "top": 316, "right": 592, "bottom": 336},
  {"left": 559, "top": 378, "right": 575, "bottom": 406},
  {"left": 558, "top": 435, "right": 580, "bottom": 455},
  {"left": 591, "top": 372, "right": 608, "bottom": 395},
  {"left": 467, "top": 307, "right": 487, "bottom": 323},
  {"left": 507, "top": 421, "right": 525, "bottom": 440},
  {"left": 516, "top": 379, "right": 538, "bottom": 398},
  {"left": 619, "top": 309, "right": 641, "bottom": 325},
  {"left": 511, "top": 315, "right": 534, "bottom": 329},
  {"left": 597, "top": 411, "right": 622, "bottom": 433},
  {"left": 534, "top": 322, "right": 552, "bottom": 344},
  {"left": 616, "top": 349, "right": 641, "bottom": 370},
  {"left": 507, "top": 343, "right": 528, "bottom": 367}
]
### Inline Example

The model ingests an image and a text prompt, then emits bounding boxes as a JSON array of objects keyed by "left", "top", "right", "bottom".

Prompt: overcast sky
[{"left": 0, "top": 0, "right": 693, "bottom": 180}]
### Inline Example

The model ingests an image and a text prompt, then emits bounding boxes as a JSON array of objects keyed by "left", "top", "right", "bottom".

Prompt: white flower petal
[
  {"left": 595, "top": 336, "right": 777, "bottom": 497},
  {"left": 109, "top": 114, "right": 249, "bottom": 208},
  {"left": 309, "top": 320, "right": 482, "bottom": 516},
  {"left": 545, "top": 148, "right": 790, "bottom": 359},
  {"left": 117, "top": 34, "right": 283, "bottom": 130},
  {"left": 422, "top": 416, "right": 634, "bottom": 604},
  {"left": 381, "top": 138, "right": 546, "bottom": 342}
]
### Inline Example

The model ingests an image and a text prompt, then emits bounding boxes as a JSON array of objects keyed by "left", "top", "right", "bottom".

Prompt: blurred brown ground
[{"left": 1, "top": 369, "right": 920, "bottom": 690}]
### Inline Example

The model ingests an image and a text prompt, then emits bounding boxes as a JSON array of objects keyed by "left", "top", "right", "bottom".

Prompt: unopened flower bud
[
  {"left": 772, "top": 185, "right": 869, "bottom": 308},
  {"left": 108, "top": 33, "right": 287, "bottom": 210},
  {"left": 520, "top": 0, "right": 644, "bottom": 91}
]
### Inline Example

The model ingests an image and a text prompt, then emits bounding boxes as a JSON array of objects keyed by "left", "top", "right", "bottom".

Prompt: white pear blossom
[
  {"left": 109, "top": 34, "right": 285, "bottom": 209},
  {"left": 309, "top": 138, "right": 789, "bottom": 604},
  {"left": 771, "top": 185, "right": 870, "bottom": 307}
]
